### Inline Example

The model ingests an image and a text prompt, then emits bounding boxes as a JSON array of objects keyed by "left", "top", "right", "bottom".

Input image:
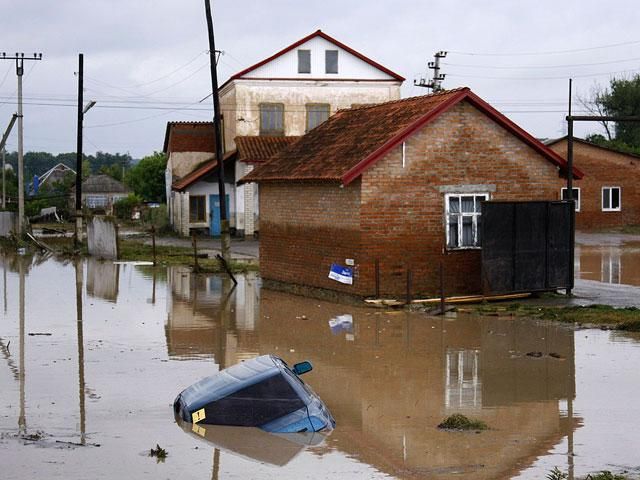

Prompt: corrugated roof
[
  {"left": 235, "top": 136, "right": 301, "bottom": 163},
  {"left": 220, "top": 29, "right": 404, "bottom": 90},
  {"left": 81, "top": 174, "right": 130, "bottom": 194},
  {"left": 240, "top": 88, "right": 583, "bottom": 186},
  {"left": 163, "top": 122, "right": 216, "bottom": 154}
]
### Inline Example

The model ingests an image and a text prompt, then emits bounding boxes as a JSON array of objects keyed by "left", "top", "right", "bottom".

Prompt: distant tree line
[{"left": 2, "top": 150, "right": 134, "bottom": 182}]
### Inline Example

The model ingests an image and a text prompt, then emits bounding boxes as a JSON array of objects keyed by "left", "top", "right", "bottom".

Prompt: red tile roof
[
  {"left": 240, "top": 88, "right": 583, "bottom": 186},
  {"left": 220, "top": 30, "right": 404, "bottom": 90},
  {"left": 163, "top": 122, "right": 216, "bottom": 154},
  {"left": 235, "top": 136, "right": 301, "bottom": 163},
  {"left": 171, "top": 151, "right": 235, "bottom": 192}
]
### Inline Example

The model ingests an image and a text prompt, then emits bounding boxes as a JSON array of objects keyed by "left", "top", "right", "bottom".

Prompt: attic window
[
  {"left": 298, "top": 49, "right": 311, "bottom": 74},
  {"left": 325, "top": 50, "right": 338, "bottom": 74}
]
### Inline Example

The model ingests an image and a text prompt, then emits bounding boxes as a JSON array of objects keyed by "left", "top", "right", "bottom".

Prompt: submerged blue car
[{"left": 173, "top": 355, "right": 335, "bottom": 433}]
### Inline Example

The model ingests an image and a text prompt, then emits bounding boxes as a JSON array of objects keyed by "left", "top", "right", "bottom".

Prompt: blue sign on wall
[{"left": 328, "top": 263, "right": 353, "bottom": 285}]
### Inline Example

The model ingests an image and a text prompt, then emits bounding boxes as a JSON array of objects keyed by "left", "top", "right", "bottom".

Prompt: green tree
[
  {"left": 584, "top": 75, "right": 640, "bottom": 152},
  {"left": 125, "top": 152, "right": 167, "bottom": 202}
]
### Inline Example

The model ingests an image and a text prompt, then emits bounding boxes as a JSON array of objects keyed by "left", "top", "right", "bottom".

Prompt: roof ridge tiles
[{"left": 337, "top": 87, "right": 470, "bottom": 114}]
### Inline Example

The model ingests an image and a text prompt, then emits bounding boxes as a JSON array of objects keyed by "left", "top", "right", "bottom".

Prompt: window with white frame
[
  {"left": 445, "top": 193, "right": 489, "bottom": 249},
  {"left": 602, "top": 186, "right": 621, "bottom": 211},
  {"left": 561, "top": 187, "right": 581, "bottom": 212},
  {"left": 86, "top": 195, "right": 108, "bottom": 209}
]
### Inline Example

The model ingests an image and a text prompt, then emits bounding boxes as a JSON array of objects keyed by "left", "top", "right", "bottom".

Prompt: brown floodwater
[{"left": 1, "top": 254, "right": 640, "bottom": 479}]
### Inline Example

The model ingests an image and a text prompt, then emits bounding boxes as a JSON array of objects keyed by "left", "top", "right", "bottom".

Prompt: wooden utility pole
[
  {"left": 1, "top": 114, "right": 19, "bottom": 210},
  {"left": 0, "top": 53, "right": 43, "bottom": 236},
  {"left": 75, "top": 54, "right": 84, "bottom": 246},
  {"left": 203, "top": 0, "right": 231, "bottom": 263}
]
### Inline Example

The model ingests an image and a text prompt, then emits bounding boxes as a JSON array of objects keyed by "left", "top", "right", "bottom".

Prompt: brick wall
[
  {"left": 549, "top": 139, "right": 640, "bottom": 229},
  {"left": 259, "top": 101, "right": 565, "bottom": 297},
  {"left": 259, "top": 182, "right": 362, "bottom": 291}
]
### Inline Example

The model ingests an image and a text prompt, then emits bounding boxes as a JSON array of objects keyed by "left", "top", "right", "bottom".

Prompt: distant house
[
  {"left": 29, "top": 162, "right": 75, "bottom": 195},
  {"left": 168, "top": 134, "right": 298, "bottom": 236},
  {"left": 73, "top": 174, "right": 131, "bottom": 214},
  {"left": 240, "top": 88, "right": 581, "bottom": 298},
  {"left": 547, "top": 136, "right": 640, "bottom": 229},
  {"left": 165, "top": 29, "right": 404, "bottom": 237}
]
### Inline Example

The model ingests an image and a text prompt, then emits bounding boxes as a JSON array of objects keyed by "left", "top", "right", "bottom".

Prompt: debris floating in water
[{"left": 149, "top": 444, "right": 168, "bottom": 461}]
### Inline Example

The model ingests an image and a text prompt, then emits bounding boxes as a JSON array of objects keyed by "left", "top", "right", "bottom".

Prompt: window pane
[
  {"left": 474, "top": 195, "right": 485, "bottom": 213},
  {"left": 190, "top": 196, "right": 205, "bottom": 222},
  {"left": 298, "top": 50, "right": 310, "bottom": 74},
  {"left": 449, "top": 197, "right": 460, "bottom": 213},
  {"left": 260, "top": 104, "right": 284, "bottom": 135},
  {"left": 461, "top": 196, "right": 474, "bottom": 213},
  {"left": 448, "top": 217, "right": 458, "bottom": 248},
  {"left": 306, "top": 104, "right": 329, "bottom": 131},
  {"left": 462, "top": 216, "right": 473, "bottom": 246},
  {"left": 603, "top": 188, "right": 610, "bottom": 209},
  {"left": 325, "top": 50, "right": 338, "bottom": 73},
  {"left": 611, "top": 188, "right": 620, "bottom": 209}
]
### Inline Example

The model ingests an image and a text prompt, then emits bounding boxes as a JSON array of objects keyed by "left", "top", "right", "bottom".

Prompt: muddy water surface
[{"left": 1, "top": 254, "right": 640, "bottom": 479}]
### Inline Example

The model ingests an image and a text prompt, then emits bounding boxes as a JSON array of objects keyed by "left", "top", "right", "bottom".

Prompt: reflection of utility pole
[
  {"left": 0, "top": 53, "right": 43, "bottom": 236},
  {"left": 75, "top": 258, "right": 86, "bottom": 445},
  {"left": 18, "top": 257, "right": 26, "bottom": 434},
  {"left": 1, "top": 114, "right": 18, "bottom": 210},
  {"left": 414, "top": 51, "right": 447, "bottom": 92},
  {"left": 151, "top": 269, "right": 156, "bottom": 305}
]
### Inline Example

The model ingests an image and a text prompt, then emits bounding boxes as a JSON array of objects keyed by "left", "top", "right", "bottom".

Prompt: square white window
[
  {"left": 561, "top": 187, "right": 580, "bottom": 212},
  {"left": 602, "top": 186, "right": 621, "bottom": 211},
  {"left": 445, "top": 193, "right": 489, "bottom": 249}
]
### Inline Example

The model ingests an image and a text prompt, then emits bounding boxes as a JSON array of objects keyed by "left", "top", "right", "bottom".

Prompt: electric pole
[
  {"left": 1, "top": 114, "right": 19, "bottom": 210},
  {"left": 76, "top": 53, "right": 84, "bottom": 246},
  {"left": 1, "top": 53, "right": 43, "bottom": 236},
  {"left": 204, "top": 0, "right": 231, "bottom": 263},
  {"left": 414, "top": 51, "right": 447, "bottom": 92}
]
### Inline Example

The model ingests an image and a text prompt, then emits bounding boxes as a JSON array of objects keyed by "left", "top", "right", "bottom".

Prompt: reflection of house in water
[
  {"left": 85, "top": 258, "right": 119, "bottom": 302},
  {"left": 164, "top": 268, "right": 260, "bottom": 362},
  {"left": 577, "top": 244, "right": 640, "bottom": 286},
  {"left": 197, "top": 289, "right": 579, "bottom": 480}
]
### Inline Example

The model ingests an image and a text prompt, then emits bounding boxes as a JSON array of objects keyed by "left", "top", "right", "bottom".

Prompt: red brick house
[
  {"left": 240, "top": 88, "right": 581, "bottom": 298},
  {"left": 547, "top": 136, "right": 640, "bottom": 230}
]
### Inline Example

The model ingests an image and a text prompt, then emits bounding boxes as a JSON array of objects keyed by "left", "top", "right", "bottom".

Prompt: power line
[
  {"left": 444, "top": 56, "right": 640, "bottom": 70},
  {"left": 449, "top": 39, "right": 640, "bottom": 57},
  {"left": 447, "top": 66, "right": 640, "bottom": 81}
]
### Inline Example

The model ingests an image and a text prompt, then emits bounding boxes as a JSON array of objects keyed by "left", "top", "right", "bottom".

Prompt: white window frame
[
  {"left": 445, "top": 193, "right": 489, "bottom": 250},
  {"left": 602, "top": 186, "right": 621, "bottom": 212},
  {"left": 560, "top": 187, "right": 581, "bottom": 212}
]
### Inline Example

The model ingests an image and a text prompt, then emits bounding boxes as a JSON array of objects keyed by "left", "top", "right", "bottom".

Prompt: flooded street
[{"left": 1, "top": 254, "right": 640, "bottom": 479}]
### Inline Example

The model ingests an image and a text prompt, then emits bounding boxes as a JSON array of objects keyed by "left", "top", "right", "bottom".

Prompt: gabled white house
[{"left": 166, "top": 29, "right": 404, "bottom": 237}]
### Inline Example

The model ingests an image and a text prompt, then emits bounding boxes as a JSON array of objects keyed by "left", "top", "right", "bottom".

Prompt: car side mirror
[{"left": 293, "top": 361, "right": 313, "bottom": 376}]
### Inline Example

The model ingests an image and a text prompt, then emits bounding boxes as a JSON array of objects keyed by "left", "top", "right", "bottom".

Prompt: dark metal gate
[{"left": 481, "top": 201, "right": 573, "bottom": 294}]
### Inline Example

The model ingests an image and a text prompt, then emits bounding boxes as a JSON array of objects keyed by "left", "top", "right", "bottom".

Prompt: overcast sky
[{"left": 1, "top": 0, "right": 639, "bottom": 158}]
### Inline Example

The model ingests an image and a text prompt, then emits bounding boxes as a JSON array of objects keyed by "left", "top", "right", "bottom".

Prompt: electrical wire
[
  {"left": 449, "top": 39, "right": 640, "bottom": 57},
  {"left": 446, "top": 66, "right": 640, "bottom": 81},
  {"left": 444, "top": 56, "right": 640, "bottom": 70},
  {"left": 126, "top": 50, "right": 207, "bottom": 88}
]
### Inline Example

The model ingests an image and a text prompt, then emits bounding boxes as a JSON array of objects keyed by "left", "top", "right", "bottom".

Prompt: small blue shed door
[{"left": 209, "top": 194, "right": 230, "bottom": 236}]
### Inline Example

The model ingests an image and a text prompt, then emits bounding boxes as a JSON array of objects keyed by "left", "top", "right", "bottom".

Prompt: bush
[
  {"left": 143, "top": 204, "right": 169, "bottom": 232},
  {"left": 113, "top": 194, "right": 141, "bottom": 220}
]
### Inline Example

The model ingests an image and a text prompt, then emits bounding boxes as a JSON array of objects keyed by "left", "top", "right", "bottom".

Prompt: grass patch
[
  {"left": 437, "top": 414, "right": 488, "bottom": 431},
  {"left": 118, "top": 240, "right": 258, "bottom": 273},
  {"left": 468, "top": 303, "right": 640, "bottom": 331}
]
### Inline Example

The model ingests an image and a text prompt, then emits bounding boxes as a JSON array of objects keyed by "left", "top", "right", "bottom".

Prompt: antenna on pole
[{"left": 414, "top": 51, "right": 447, "bottom": 92}]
